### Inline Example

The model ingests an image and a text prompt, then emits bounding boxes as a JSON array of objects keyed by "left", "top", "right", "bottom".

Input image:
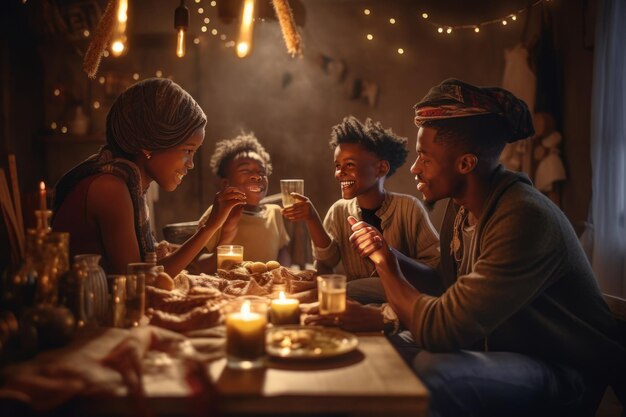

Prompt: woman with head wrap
[
  {"left": 53, "top": 78, "right": 245, "bottom": 276},
  {"left": 310, "top": 79, "right": 625, "bottom": 416}
]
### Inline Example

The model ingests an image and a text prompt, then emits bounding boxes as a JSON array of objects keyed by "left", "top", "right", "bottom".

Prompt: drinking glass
[
  {"left": 317, "top": 274, "right": 347, "bottom": 315},
  {"left": 280, "top": 179, "right": 304, "bottom": 208}
]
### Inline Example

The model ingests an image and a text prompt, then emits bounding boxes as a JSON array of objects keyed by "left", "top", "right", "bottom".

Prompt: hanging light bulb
[
  {"left": 236, "top": 0, "right": 255, "bottom": 58},
  {"left": 110, "top": 0, "right": 128, "bottom": 57},
  {"left": 174, "top": 0, "right": 189, "bottom": 58}
]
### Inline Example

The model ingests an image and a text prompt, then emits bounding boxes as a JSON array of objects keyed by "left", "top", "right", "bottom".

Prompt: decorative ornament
[
  {"left": 272, "top": 0, "right": 302, "bottom": 57},
  {"left": 83, "top": 0, "right": 119, "bottom": 78}
]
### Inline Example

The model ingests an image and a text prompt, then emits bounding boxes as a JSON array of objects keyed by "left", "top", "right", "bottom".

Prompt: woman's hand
[
  {"left": 282, "top": 193, "right": 318, "bottom": 222},
  {"left": 206, "top": 187, "right": 246, "bottom": 229},
  {"left": 302, "top": 299, "right": 384, "bottom": 333},
  {"left": 348, "top": 216, "right": 392, "bottom": 266}
]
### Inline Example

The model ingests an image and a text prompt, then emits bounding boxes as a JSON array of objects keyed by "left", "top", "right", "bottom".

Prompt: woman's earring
[{"left": 144, "top": 152, "right": 152, "bottom": 160}]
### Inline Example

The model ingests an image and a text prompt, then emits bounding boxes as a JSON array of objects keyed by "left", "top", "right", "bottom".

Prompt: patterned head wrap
[
  {"left": 106, "top": 78, "right": 206, "bottom": 157},
  {"left": 414, "top": 78, "right": 534, "bottom": 142}
]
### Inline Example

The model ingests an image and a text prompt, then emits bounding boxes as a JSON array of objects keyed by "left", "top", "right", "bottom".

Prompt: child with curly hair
[
  {"left": 283, "top": 116, "right": 440, "bottom": 303},
  {"left": 196, "top": 132, "right": 290, "bottom": 272}
]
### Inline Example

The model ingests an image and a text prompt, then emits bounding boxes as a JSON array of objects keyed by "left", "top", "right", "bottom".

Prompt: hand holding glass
[
  {"left": 317, "top": 274, "right": 347, "bottom": 315},
  {"left": 280, "top": 179, "right": 304, "bottom": 208}
]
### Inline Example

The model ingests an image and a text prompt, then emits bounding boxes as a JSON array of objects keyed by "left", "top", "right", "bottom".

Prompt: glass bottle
[{"left": 74, "top": 254, "right": 109, "bottom": 326}]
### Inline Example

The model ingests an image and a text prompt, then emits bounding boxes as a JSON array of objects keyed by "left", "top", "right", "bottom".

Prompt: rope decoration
[
  {"left": 83, "top": 0, "right": 119, "bottom": 79},
  {"left": 272, "top": 0, "right": 302, "bottom": 57}
]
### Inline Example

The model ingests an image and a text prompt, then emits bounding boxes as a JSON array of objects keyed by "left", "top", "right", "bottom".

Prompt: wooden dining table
[{"left": 68, "top": 331, "right": 429, "bottom": 417}]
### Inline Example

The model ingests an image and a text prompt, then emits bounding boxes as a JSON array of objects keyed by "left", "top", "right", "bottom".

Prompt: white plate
[{"left": 266, "top": 325, "right": 358, "bottom": 359}]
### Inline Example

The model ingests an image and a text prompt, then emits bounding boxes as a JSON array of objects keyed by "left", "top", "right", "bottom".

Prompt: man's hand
[
  {"left": 348, "top": 216, "right": 392, "bottom": 265},
  {"left": 281, "top": 193, "right": 318, "bottom": 222}
]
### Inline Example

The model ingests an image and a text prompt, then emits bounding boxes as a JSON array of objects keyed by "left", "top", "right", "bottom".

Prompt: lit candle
[
  {"left": 217, "top": 245, "right": 244, "bottom": 270},
  {"left": 225, "top": 300, "right": 267, "bottom": 362},
  {"left": 39, "top": 181, "right": 47, "bottom": 211},
  {"left": 270, "top": 291, "right": 300, "bottom": 325}
]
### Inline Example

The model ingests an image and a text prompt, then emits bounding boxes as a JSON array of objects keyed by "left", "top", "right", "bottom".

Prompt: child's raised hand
[
  {"left": 282, "top": 193, "right": 317, "bottom": 222},
  {"left": 207, "top": 186, "right": 246, "bottom": 228}
]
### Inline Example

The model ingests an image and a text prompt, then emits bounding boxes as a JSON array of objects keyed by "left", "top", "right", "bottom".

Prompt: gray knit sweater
[
  {"left": 410, "top": 167, "right": 626, "bottom": 380},
  {"left": 314, "top": 192, "right": 440, "bottom": 281}
]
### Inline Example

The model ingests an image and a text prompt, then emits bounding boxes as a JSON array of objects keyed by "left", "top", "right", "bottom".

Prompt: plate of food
[{"left": 266, "top": 325, "right": 358, "bottom": 359}]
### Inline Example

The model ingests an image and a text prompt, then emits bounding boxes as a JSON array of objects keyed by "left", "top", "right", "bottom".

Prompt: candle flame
[
  {"left": 241, "top": 300, "right": 251, "bottom": 314},
  {"left": 39, "top": 181, "right": 45, "bottom": 191},
  {"left": 279, "top": 291, "right": 286, "bottom": 300}
]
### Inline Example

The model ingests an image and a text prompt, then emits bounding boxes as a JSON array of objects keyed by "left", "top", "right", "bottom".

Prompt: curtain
[{"left": 588, "top": 0, "right": 626, "bottom": 297}]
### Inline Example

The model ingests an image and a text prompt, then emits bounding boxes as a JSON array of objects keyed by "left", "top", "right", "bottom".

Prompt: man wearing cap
[{"left": 346, "top": 79, "right": 625, "bottom": 416}]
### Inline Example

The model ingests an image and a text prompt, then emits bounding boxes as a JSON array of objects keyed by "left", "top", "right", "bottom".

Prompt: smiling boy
[
  {"left": 283, "top": 116, "right": 439, "bottom": 302},
  {"left": 197, "top": 133, "right": 290, "bottom": 271}
]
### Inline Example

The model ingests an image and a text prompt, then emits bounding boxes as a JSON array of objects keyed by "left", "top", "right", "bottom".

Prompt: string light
[
  {"left": 110, "top": 0, "right": 128, "bottom": 57},
  {"left": 397, "top": 48, "right": 404, "bottom": 54},
  {"left": 193, "top": 37, "right": 200, "bottom": 44},
  {"left": 418, "top": 0, "right": 544, "bottom": 34},
  {"left": 83, "top": 30, "right": 90, "bottom": 37},
  {"left": 201, "top": 25, "right": 207, "bottom": 32},
  {"left": 132, "top": 72, "right": 140, "bottom": 80},
  {"left": 366, "top": 34, "right": 374, "bottom": 40},
  {"left": 98, "top": 76, "right": 105, "bottom": 84},
  {"left": 389, "top": 18, "right": 396, "bottom": 24},
  {"left": 364, "top": 9, "right": 370, "bottom": 15},
  {"left": 50, "top": 122, "right": 57, "bottom": 130},
  {"left": 155, "top": 70, "right": 163, "bottom": 77},
  {"left": 210, "top": 1, "right": 216, "bottom": 6},
  {"left": 197, "top": 7, "right": 203, "bottom": 14},
  {"left": 204, "top": 17, "right": 210, "bottom": 24},
  {"left": 61, "top": 126, "right": 68, "bottom": 134},
  {"left": 93, "top": 101, "right": 101, "bottom": 109},
  {"left": 53, "top": 88, "right": 61, "bottom": 96}
]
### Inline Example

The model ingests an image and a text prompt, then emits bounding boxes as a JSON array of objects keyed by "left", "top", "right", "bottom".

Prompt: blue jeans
[{"left": 389, "top": 330, "right": 586, "bottom": 417}]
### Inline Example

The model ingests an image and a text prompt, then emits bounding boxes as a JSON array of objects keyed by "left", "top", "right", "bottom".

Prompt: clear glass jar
[{"left": 74, "top": 254, "right": 109, "bottom": 326}]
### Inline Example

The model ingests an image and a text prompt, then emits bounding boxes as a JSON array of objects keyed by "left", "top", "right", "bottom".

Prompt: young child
[
  {"left": 197, "top": 133, "right": 290, "bottom": 272},
  {"left": 282, "top": 116, "right": 440, "bottom": 303}
]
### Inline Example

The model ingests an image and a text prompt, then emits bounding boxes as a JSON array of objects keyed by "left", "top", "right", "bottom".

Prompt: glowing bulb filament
[
  {"left": 177, "top": 28, "right": 186, "bottom": 57},
  {"left": 236, "top": 0, "right": 255, "bottom": 58}
]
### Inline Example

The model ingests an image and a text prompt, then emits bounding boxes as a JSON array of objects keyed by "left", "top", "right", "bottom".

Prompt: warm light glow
[
  {"left": 397, "top": 48, "right": 404, "bottom": 54},
  {"left": 61, "top": 126, "right": 68, "bottom": 134},
  {"left": 220, "top": 34, "right": 226, "bottom": 40},
  {"left": 93, "top": 101, "right": 100, "bottom": 109},
  {"left": 474, "top": 27, "right": 480, "bottom": 33},
  {"left": 389, "top": 18, "right": 396, "bottom": 24},
  {"left": 236, "top": 0, "right": 254, "bottom": 58},
  {"left": 204, "top": 17, "right": 210, "bottom": 24},
  {"left": 50, "top": 122, "right": 57, "bottom": 130},
  {"left": 422, "top": 13, "right": 428, "bottom": 19},
  {"left": 211, "top": 28, "right": 218, "bottom": 35},
  {"left": 53, "top": 88, "right": 60, "bottom": 96},
  {"left": 198, "top": 7, "right": 204, "bottom": 14},
  {"left": 241, "top": 300, "right": 251, "bottom": 315},
  {"left": 279, "top": 291, "right": 287, "bottom": 301},
  {"left": 236, "top": 42, "right": 250, "bottom": 57},
  {"left": 201, "top": 25, "right": 207, "bottom": 32},
  {"left": 98, "top": 76, "right": 105, "bottom": 84},
  {"left": 511, "top": 15, "right": 517, "bottom": 21},
  {"left": 132, "top": 72, "right": 139, "bottom": 80},
  {"left": 111, "top": 40, "right": 125, "bottom": 56},
  {"left": 363, "top": 9, "right": 370, "bottom": 15},
  {"left": 195, "top": 0, "right": 200, "bottom": 3},
  {"left": 225, "top": 41, "right": 235, "bottom": 47},
  {"left": 366, "top": 34, "right": 373, "bottom": 40},
  {"left": 39, "top": 181, "right": 46, "bottom": 211},
  {"left": 83, "top": 30, "right": 90, "bottom": 37},
  {"left": 438, "top": 27, "right": 443, "bottom": 33},
  {"left": 155, "top": 70, "right": 163, "bottom": 77},
  {"left": 176, "top": 28, "right": 186, "bottom": 57},
  {"left": 502, "top": 20, "right": 508, "bottom": 25},
  {"left": 193, "top": 37, "right": 200, "bottom": 44},
  {"left": 117, "top": 0, "right": 128, "bottom": 23},
  {"left": 210, "top": 0, "right": 216, "bottom": 6},
  {"left": 446, "top": 27, "right": 452, "bottom": 34},
  {"left": 103, "top": 50, "right": 109, "bottom": 57}
]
